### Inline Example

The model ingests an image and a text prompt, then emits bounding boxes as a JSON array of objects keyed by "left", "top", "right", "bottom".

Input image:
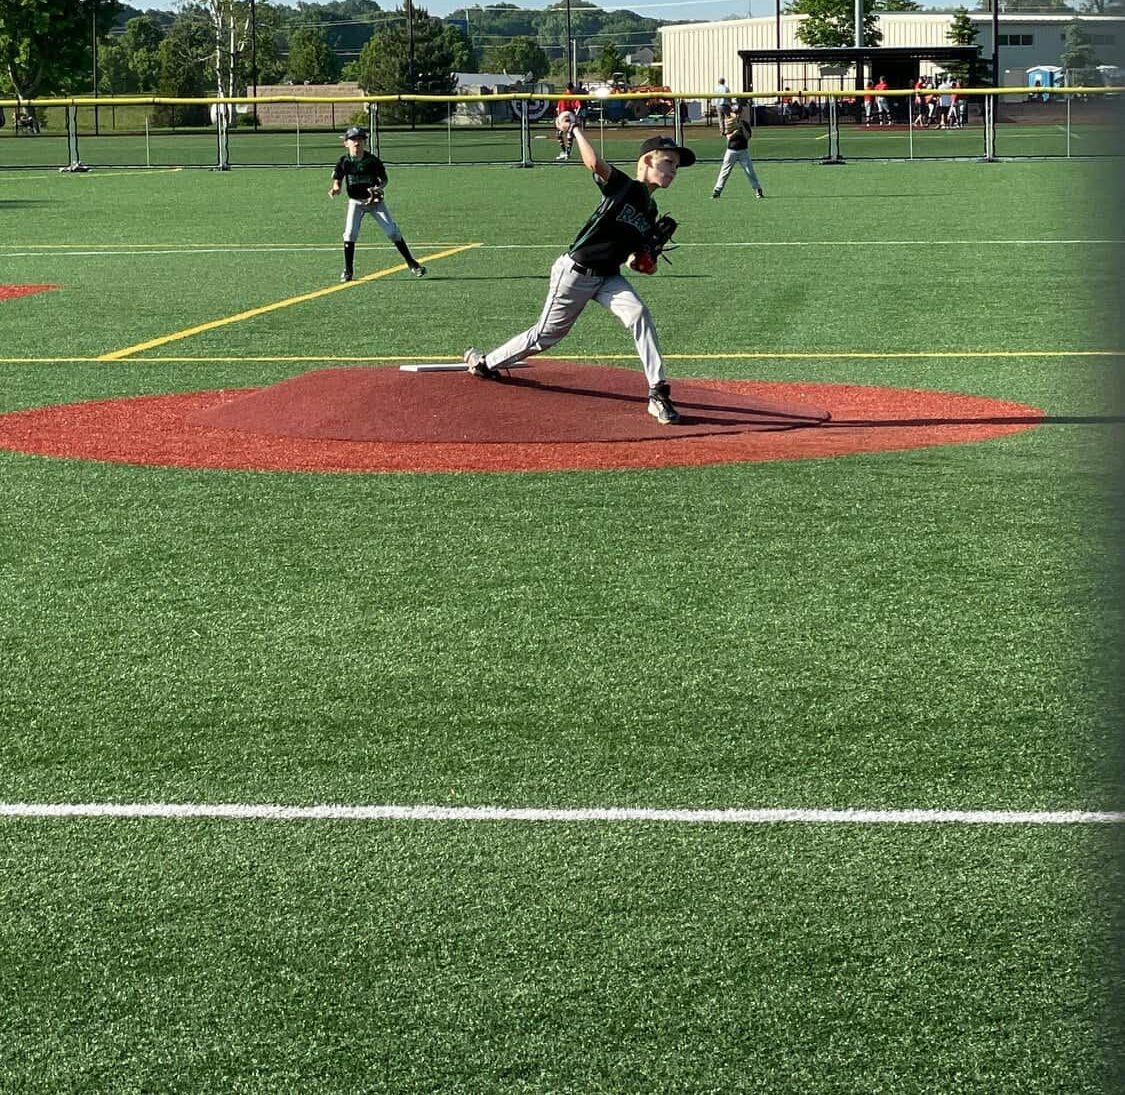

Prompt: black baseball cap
[
  {"left": 639, "top": 135, "right": 695, "bottom": 167},
  {"left": 343, "top": 125, "right": 368, "bottom": 140}
]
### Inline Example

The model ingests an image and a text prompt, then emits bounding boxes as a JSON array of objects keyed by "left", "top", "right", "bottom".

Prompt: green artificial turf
[{"left": 0, "top": 155, "right": 1121, "bottom": 1091}]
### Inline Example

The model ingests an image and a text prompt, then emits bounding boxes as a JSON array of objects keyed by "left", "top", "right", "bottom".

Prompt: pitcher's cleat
[
  {"left": 647, "top": 381, "right": 681, "bottom": 425},
  {"left": 411, "top": 264, "right": 427, "bottom": 278},
  {"left": 465, "top": 347, "right": 502, "bottom": 380},
  {"left": 340, "top": 270, "right": 354, "bottom": 282}
]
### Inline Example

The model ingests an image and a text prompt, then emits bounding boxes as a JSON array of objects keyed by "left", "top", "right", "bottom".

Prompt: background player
[
  {"left": 329, "top": 125, "right": 426, "bottom": 281},
  {"left": 464, "top": 122, "right": 695, "bottom": 425},
  {"left": 554, "top": 83, "right": 582, "bottom": 160},
  {"left": 712, "top": 99, "right": 764, "bottom": 200}
]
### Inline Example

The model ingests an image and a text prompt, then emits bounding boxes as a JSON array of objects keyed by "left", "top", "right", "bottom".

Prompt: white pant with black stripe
[
  {"left": 343, "top": 197, "right": 402, "bottom": 243},
  {"left": 483, "top": 253, "right": 666, "bottom": 389},
  {"left": 714, "top": 148, "right": 761, "bottom": 193}
]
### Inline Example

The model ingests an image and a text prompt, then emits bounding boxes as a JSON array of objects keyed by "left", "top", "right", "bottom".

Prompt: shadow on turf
[
  {"left": 452, "top": 273, "right": 708, "bottom": 281},
  {"left": 496, "top": 374, "right": 829, "bottom": 427},
  {"left": 829, "top": 414, "right": 1125, "bottom": 427}
]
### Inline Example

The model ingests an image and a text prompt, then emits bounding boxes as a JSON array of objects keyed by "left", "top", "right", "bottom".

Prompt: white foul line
[{"left": 0, "top": 802, "right": 1121, "bottom": 824}]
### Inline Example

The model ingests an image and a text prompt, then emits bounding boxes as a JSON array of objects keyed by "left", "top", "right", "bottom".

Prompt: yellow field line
[
  {"left": 5, "top": 348, "right": 1122, "bottom": 367},
  {"left": 95, "top": 243, "right": 482, "bottom": 362}
]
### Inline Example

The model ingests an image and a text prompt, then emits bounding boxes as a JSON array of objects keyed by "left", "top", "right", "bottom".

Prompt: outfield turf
[{"left": 0, "top": 155, "right": 1122, "bottom": 1092}]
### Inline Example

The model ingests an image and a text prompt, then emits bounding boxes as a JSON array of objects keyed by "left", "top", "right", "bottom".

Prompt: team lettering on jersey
[{"left": 617, "top": 202, "right": 654, "bottom": 236}]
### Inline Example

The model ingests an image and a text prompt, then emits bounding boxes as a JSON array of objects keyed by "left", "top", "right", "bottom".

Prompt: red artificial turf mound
[
  {"left": 192, "top": 364, "right": 831, "bottom": 443},
  {"left": 0, "top": 362, "right": 1045, "bottom": 474},
  {"left": 0, "top": 285, "right": 59, "bottom": 301}
]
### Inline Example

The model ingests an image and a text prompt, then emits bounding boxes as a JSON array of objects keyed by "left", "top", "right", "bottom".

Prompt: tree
[
  {"left": 287, "top": 0, "right": 385, "bottom": 61},
  {"left": 785, "top": 0, "right": 921, "bottom": 49},
  {"left": 1061, "top": 17, "right": 1100, "bottom": 84},
  {"left": 97, "top": 39, "right": 134, "bottom": 93},
  {"left": 595, "top": 42, "right": 625, "bottom": 80},
  {"left": 944, "top": 6, "right": 980, "bottom": 85},
  {"left": 287, "top": 21, "right": 338, "bottom": 82},
  {"left": 355, "top": 5, "right": 457, "bottom": 124},
  {"left": 787, "top": 0, "right": 884, "bottom": 48},
  {"left": 483, "top": 35, "right": 549, "bottom": 79},
  {"left": 121, "top": 13, "right": 165, "bottom": 90},
  {"left": 0, "top": 0, "right": 121, "bottom": 99},
  {"left": 155, "top": 9, "right": 212, "bottom": 124},
  {"left": 437, "top": 19, "right": 474, "bottom": 74},
  {"left": 537, "top": 0, "right": 601, "bottom": 56}
]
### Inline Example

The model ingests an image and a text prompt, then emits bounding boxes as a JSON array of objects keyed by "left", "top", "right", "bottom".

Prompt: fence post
[
  {"left": 982, "top": 93, "right": 997, "bottom": 162},
  {"left": 820, "top": 97, "right": 845, "bottom": 164},
  {"left": 518, "top": 100, "right": 532, "bottom": 167},
  {"left": 65, "top": 104, "right": 81, "bottom": 168},
  {"left": 215, "top": 106, "right": 231, "bottom": 170}
]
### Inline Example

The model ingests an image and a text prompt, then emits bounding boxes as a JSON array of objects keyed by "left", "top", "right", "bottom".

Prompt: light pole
[
  {"left": 406, "top": 0, "right": 417, "bottom": 129},
  {"left": 566, "top": 0, "right": 574, "bottom": 86},
  {"left": 249, "top": 0, "right": 258, "bottom": 130},
  {"left": 775, "top": 0, "right": 781, "bottom": 96},
  {"left": 92, "top": 4, "right": 99, "bottom": 136},
  {"left": 991, "top": 0, "right": 1000, "bottom": 90}
]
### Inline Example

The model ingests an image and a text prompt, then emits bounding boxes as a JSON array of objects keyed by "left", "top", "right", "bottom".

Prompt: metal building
[{"left": 659, "top": 13, "right": 1125, "bottom": 97}]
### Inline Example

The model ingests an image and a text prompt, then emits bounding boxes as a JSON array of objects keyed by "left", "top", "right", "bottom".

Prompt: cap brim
[{"left": 674, "top": 147, "right": 696, "bottom": 167}]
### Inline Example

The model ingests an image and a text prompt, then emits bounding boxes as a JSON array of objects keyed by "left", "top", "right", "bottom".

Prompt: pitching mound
[
  {"left": 191, "top": 364, "right": 832, "bottom": 443},
  {"left": 0, "top": 362, "right": 1044, "bottom": 474}
]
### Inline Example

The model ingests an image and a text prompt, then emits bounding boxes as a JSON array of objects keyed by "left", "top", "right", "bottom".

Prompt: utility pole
[
  {"left": 250, "top": 0, "right": 258, "bottom": 130},
  {"left": 92, "top": 5, "right": 99, "bottom": 136},
  {"left": 406, "top": 0, "right": 417, "bottom": 129},
  {"left": 566, "top": 0, "right": 574, "bottom": 86}
]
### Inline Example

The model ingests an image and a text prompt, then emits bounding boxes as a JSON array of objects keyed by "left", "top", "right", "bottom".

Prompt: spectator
[
  {"left": 874, "top": 76, "right": 892, "bottom": 126},
  {"left": 863, "top": 81, "right": 875, "bottom": 127},
  {"left": 946, "top": 80, "right": 962, "bottom": 128},
  {"left": 555, "top": 82, "right": 582, "bottom": 161},
  {"left": 713, "top": 76, "right": 732, "bottom": 122},
  {"left": 937, "top": 76, "right": 954, "bottom": 128},
  {"left": 912, "top": 77, "right": 927, "bottom": 127}
]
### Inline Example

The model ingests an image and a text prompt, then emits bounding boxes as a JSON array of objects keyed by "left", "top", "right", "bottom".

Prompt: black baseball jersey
[
  {"left": 568, "top": 166, "right": 658, "bottom": 276},
  {"left": 333, "top": 151, "right": 388, "bottom": 200}
]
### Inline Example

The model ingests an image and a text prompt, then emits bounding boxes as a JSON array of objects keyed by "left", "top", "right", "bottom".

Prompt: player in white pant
[
  {"left": 329, "top": 125, "right": 426, "bottom": 281},
  {"left": 465, "top": 124, "right": 695, "bottom": 425},
  {"left": 712, "top": 101, "right": 763, "bottom": 200},
  {"left": 481, "top": 252, "right": 663, "bottom": 388}
]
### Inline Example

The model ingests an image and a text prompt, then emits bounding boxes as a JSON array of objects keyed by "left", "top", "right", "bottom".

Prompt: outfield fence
[{"left": 0, "top": 88, "right": 1120, "bottom": 171}]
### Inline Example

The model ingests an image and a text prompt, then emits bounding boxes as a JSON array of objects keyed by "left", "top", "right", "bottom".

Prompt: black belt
[{"left": 569, "top": 258, "right": 616, "bottom": 278}]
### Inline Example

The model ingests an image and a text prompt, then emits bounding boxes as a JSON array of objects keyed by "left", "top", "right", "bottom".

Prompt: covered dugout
[{"left": 738, "top": 46, "right": 984, "bottom": 124}]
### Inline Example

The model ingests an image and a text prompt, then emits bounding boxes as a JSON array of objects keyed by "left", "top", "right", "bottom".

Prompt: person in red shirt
[
  {"left": 874, "top": 76, "right": 892, "bottom": 125},
  {"left": 863, "top": 81, "right": 875, "bottom": 127},
  {"left": 554, "top": 83, "right": 583, "bottom": 160},
  {"left": 912, "top": 77, "right": 927, "bottom": 126}
]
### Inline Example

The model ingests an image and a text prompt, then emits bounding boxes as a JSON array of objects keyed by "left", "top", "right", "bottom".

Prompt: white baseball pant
[
  {"left": 484, "top": 254, "right": 666, "bottom": 388},
  {"left": 343, "top": 197, "right": 403, "bottom": 243},
  {"left": 714, "top": 148, "right": 761, "bottom": 192}
]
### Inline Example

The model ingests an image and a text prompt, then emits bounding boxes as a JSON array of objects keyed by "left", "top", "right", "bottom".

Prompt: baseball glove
[
  {"left": 626, "top": 215, "right": 679, "bottom": 275},
  {"left": 363, "top": 184, "right": 385, "bottom": 206}
]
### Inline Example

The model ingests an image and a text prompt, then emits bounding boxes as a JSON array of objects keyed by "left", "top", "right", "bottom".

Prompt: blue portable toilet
[{"left": 1026, "top": 65, "right": 1062, "bottom": 100}]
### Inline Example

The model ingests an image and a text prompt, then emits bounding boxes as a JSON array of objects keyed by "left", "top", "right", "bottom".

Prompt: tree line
[{"left": 0, "top": 0, "right": 1116, "bottom": 124}]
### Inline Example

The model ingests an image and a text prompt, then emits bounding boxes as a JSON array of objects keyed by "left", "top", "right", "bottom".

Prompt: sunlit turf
[{"left": 0, "top": 155, "right": 1121, "bottom": 1092}]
